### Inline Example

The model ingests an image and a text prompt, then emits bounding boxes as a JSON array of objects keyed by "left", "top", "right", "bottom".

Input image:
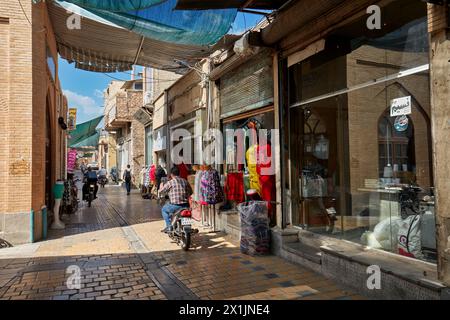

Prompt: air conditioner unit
[{"left": 144, "top": 91, "right": 153, "bottom": 105}]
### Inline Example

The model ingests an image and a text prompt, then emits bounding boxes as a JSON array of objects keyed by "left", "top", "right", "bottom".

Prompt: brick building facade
[
  {"left": 0, "top": 1, "right": 68, "bottom": 245},
  {"left": 104, "top": 80, "right": 145, "bottom": 184}
]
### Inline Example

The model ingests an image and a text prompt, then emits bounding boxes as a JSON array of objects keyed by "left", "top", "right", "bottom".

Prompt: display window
[
  {"left": 221, "top": 107, "right": 277, "bottom": 226},
  {"left": 284, "top": 0, "right": 435, "bottom": 262}
]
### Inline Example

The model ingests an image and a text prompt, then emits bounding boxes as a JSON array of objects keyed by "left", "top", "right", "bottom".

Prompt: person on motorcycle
[
  {"left": 83, "top": 166, "right": 99, "bottom": 200},
  {"left": 159, "top": 166, "right": 193, "bottom": 233},
  {"left": 98, "top": 167, "right": 108, "bottom": 187}
]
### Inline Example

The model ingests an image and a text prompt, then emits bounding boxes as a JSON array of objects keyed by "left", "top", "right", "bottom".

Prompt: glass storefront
[{"left": 284, "top": 0, "right": 435, "bottom": 262}]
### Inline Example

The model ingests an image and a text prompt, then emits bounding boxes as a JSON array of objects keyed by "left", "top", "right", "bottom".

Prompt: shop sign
[
  {"left": 68, "top": 108, "right": 77, "bottom": 131},
  {"left": 394, "top": 115, "right": 409, "bottom": 132},
  {"left": 153, "top": 126, "right": 167, "bottom": 152},
  {"left": 390, "top": 96, "right": 412, "bottom": 117}
]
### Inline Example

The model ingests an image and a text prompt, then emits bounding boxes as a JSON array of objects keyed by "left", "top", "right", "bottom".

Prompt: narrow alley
[{"left": 0, "top": 182, "right": 361, "bottom": 301}]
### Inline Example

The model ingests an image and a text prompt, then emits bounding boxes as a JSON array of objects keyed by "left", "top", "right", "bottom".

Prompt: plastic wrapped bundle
[{"left": 238, "top": 201, "right": 271, "bottom": 256}]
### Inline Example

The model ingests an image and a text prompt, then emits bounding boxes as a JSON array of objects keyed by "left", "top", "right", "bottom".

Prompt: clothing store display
[
  {"left": 225, "top": 172, "right": 245, "bottom": 204},
  {"left": 238, "top": 201, "right": 270, "bottom": 256},
  {"left": 178, "top": 163, "right": 189, "bottom": 180},
  {"left": 189, "top": 196, "right": 202, "bottom": 222},
  {"left": 256, "top": 143, "right": 275, "bottom": 217},
  {"left": 149, "top": 164, "right": 156, "bottom": 183},
  {"left": 246, "top": 145, "right": 261, "bottom": 194},
  {"left": 194, "top": 170, "right": 204, "bottom": 202},
  {"left": 200, "top": 169, "right": 224, "bottom": 205}
]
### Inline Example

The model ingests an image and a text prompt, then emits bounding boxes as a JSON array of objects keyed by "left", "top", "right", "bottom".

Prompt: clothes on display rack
[
  {"left": 257, "top": 143, "right": 275, "bottom": 217},
  {"left": 246, "top": 145, "right": 261, "bottom": 194},
  {"left": 194, "top": 170, "right": 203, "bottom": 202},
  {"left": 200, "top": 169, "right": 224, "bottom": 205},
  {"left": 178, "top": 163, "right": 189, "bottom": 180},
  {"left": 155, "top": 165, "right": 167, "bottom": 190},
  {"left": 149, "top": 164, "right": 156, "bottom": 184},
  {"left": 225, "top": 172, "right": 245, "bottom": 204}
]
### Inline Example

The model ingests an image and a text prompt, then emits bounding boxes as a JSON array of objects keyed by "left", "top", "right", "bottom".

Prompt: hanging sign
[
  {"left": 390, "top": 96, "right": 412, "bottom": 117},
  {"left": 394, "top": 115, "right": 409, "bottom": 132},
  {"left": 68, "top": 108, "right": 77, "bottom": 131}
]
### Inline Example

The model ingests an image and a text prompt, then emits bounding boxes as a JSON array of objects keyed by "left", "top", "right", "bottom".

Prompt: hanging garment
[
  {"left": 200, "top": 169, "right": 224, "bottom": 205},
  {"left": 178, "top": 163, "right": 189, "bottom": 180},
  {"left": 149, "top": 164, "right": 156, "bottom": 183},
  {"left": 194, "top": 170, "right": 204, "bottom": 203},
  {"left": 225, "top": 172, "right": 245, "bottom": 204},
  {"left": 256, "top": 143, "right": 276, "bottom": 217},
  {"left": 246, "top": 145, "right": 261, "bottom": 195}
]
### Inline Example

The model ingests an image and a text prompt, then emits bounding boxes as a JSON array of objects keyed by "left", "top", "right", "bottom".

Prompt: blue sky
[{"left": 59, "top": 11, "right": 264, "bottom": 124}]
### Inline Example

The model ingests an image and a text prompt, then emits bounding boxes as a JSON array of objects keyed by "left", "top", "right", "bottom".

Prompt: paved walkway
[{"left": 0, "top": 183, "right": 364, "bottom": 300}]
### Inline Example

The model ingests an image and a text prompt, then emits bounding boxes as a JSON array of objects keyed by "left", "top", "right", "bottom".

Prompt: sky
[{"left": 59, "top": 11, "right": 265, "bottom": 125}]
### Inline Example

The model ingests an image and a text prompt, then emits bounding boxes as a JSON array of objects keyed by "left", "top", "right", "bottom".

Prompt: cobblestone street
[{"left": 0, "top": 185, "right": 363, "bottom": 300}]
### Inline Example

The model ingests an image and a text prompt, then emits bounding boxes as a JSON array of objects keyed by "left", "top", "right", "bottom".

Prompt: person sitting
[
  {"left": 159, "top": 166, "right": 193, "bottom": 233},
  {"left": 83, "top": 167, "right": 99, "bottom": 200}
]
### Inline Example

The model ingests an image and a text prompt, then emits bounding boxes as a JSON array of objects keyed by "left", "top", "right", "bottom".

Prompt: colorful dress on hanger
[
  {"left": 225, "top": 172, "right": 245, "bottom": 204},
  {"left": 200, "top": 169, "right": 224, "bottom": 205},
  {"left": 246, "top": 144, "right": 261, "bottom": 194},
  {"left": 257, "top": 143, "right": 276, "bottom": 217}
]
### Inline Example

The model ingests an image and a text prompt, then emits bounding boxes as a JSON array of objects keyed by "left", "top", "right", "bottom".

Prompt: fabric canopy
[
  {"left": 56, "top": 0, "right": 237, "bottom": 46},
  {"left": 70, "top": 131, "right": 101, "bottom": 149},
  {"left": 68, "top": 116, "right": 103, "bottom": 147},
  {"left": 47, "top": 1, "right": 223, "bottom": 73},
  {"left": 60, "top": 0, "right": 166, "bottom": 11}
]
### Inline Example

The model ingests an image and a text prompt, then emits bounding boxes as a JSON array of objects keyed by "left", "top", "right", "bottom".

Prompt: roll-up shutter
[{"left": 220, "top": 51, "right": 273, "bottom": 119}]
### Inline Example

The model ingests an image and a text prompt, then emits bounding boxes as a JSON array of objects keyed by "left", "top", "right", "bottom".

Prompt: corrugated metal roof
[
  {"left": 175, "top": 0, "right": 289, "bottom": 10},
  {"left": 47, "top": 1, "right": 212, "bottom": 73}
]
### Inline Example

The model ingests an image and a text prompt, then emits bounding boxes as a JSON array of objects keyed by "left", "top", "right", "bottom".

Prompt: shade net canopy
[
  {"left": 58, "top": 0, "right": 166, "bottom": 12},
  {"left": 68, "top": 116, "right": 103, "bottom": 147},
  {"left": 70, "top": 131, "right": 101, "bottom": 149},
  {"left": 56, "top": 0, "right": 237, "bottom": 46}
]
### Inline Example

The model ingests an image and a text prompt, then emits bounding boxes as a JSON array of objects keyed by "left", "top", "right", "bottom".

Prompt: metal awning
[
  {"left": 175, "top": 0, "right": 290, "bottom": 10},
  {"left": 47, "top": 1, "right": 213, "bottom": 73}
]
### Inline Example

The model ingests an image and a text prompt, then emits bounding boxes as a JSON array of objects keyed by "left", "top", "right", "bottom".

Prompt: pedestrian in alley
[{"left": 123, "top": 165, "right": 132, "bottom": 196}]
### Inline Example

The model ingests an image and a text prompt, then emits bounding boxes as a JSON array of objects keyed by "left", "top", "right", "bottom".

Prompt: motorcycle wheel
[
  {"left": 181, "top": 231, "right": 191, "bottom": 251},
  {"left": 88, "top": 194, "right": 93, "bottom": 207}
]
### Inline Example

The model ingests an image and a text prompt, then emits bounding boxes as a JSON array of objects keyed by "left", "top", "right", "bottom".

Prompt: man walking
[
  {"left": 159, "top": 167, "right": 193, "bottom": 233},
  {"left": 123, "top": 165, "right": 132, "bottom": 195}
]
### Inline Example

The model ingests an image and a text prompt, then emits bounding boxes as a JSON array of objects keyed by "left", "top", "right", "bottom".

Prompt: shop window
[{"left": 284, "top": 0, "right": 435, "bottom": 262}]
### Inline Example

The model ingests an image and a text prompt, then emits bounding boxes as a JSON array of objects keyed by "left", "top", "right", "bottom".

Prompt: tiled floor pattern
[{"left": 0, "top": 181, "right": 365, "bottom": 300}]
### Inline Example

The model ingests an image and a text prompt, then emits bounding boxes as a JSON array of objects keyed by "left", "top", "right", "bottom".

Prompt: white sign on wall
[{"left": 390, "top": 96, "right": 412, "bottom": 117}]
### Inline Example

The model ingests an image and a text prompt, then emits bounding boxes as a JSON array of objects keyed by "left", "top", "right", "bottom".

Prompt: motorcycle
[
  {"left": 87, "top": 182, "right": 96, "bottom": 207},
  {"left": 110, "top": 168, "right": 119, "bottom": 185},
  {"left": 98, "top": 176, "right": 108, "bottom": 188},
  {"left": 168, "top": 207, "right": 198, "bottom": 251},
  {"left": 158, "top": 187, "right": 198, "bottom": 251}
]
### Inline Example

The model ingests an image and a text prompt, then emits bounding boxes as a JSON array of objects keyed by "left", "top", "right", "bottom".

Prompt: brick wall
[{"left": 0, "top": 1, "right": 67, "bottom": 244}]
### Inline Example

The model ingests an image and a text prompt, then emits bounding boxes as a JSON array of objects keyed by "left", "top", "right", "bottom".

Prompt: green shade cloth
[
  {"left": 70, "top": 131, "right": 101, "bottom": 149},
  {"left": 56, "top": 0, "right": 237, "bottom": 46},
  {"left": 68, "top": 116, "right": 103, "bottom": 147},
  {"left": 58, "top": 0, "right": 166, "bottom": 12}
]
